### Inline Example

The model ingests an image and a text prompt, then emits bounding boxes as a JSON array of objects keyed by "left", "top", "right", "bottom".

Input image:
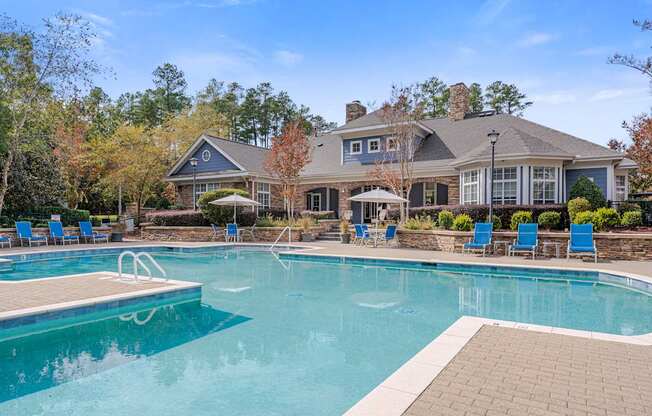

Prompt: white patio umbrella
[
  {"left": 348, "top": 188, "right": 408, "bottom": 236},
  {"left": 209, "top": 194, "right": 261, "bottom": 224}
]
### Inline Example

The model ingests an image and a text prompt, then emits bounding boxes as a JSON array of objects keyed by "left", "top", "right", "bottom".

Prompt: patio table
[
  {"left": 492, "top": 240, "right": 511, "bottom": 255},
  {"left": 541, "top": 241, "right": 561, "bottom": 258}
]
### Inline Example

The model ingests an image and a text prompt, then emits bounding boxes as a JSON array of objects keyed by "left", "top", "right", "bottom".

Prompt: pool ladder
[{"left": 118, "top": 251, "right": 168, "bottom": 282}]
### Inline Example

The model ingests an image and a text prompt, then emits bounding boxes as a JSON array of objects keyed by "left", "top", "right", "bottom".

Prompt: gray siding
[
  {"left": 565, "top": 167, "right": 607, "bottom": 199},
  {"left": 175, "top": 142, "right": 240, "bottom": 175},
  {"left": 342, "top": 136, "right": 396, "bottom": 165}
]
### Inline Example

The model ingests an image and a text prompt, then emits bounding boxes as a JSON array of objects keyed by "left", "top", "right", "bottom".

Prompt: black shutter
[{"left": 436, "top": 183, "right": 448, "bottom": 205}]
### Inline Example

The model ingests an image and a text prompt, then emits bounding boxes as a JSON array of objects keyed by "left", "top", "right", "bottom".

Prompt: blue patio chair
[
  {"left": 567, "top": 223, "right": 598, "bottom": 263},
  {"left": 353, "top": 224, "right": 371, "bottom": 246},
  {"left": 0, "top": 235, "right": 11, "bottom": 248},
  {"left": 15, "top": 221, "right": 48, "bottom": 247},
  {"left": 463, "top": 222, "right": 493, "bottom": 257},
  {"left": 377, "top": 224, "right": 397, "bottom": 246},
  {"left": 79, "top": 221, "right": 110, "bottom": 244},
  {"left": 225, "top": 223, "right": 239, "bottom": 242},
  {"left": 48, "top": 221, "right": 80, "bottom": 245},
  {"left": 509, "top": 223, "right": 539, "bottom": 259}
]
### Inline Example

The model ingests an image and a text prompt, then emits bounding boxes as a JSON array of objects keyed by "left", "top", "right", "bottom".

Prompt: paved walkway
[
  {"left": 0, "top": 273, "right": 171, "bottom": 314},
  {"left": 403, "top": 326, "right": 652, "bottom": 416}
]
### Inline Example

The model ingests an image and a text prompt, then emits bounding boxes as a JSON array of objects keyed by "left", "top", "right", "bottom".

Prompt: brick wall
[
  {"left": 397, "top": 229, "right": 652, "bottom": 261},
  {"left": 140, "top": 225, "right": 327, "bottom": 242}
]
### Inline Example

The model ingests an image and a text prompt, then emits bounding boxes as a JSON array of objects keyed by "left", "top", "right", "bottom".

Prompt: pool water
[{"left": 0, "top": 247, "right": 651, "bottom": 415}]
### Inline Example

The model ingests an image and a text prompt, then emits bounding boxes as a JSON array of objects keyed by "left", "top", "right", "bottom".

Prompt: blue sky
[{"left": 4, "top": 0, "right": 652, "bottom": 145}]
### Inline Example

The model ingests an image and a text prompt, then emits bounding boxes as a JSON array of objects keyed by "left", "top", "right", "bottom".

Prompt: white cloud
[
  {"left": 80, "top": 11, "right": 114, "bottom": 27},
  {"left": 274, "top": 50, "right": 303, "bottom": 67},
  {"left": 532, "top": 91, "right": 577, "bottom": 105},
  {"left": 475, "top": 0, "right": 511, "bottom": 25},
  {"left": 517, "top": 32, "right": 556, "bottom": 47}
]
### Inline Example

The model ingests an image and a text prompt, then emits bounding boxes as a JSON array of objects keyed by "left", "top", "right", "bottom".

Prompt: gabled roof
[{"left": 166, "top": 132, "right": 270, "bottom": 178}]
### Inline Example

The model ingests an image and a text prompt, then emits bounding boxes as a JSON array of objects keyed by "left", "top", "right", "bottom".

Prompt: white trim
[
  {"left": 606, "top": 163, "right": 614, "bottom": 201},
  {"left": 201, "top": 149, "right": 211, "bottom": 162},
  {"left": 167, "top": 134, "right": 246, "bottom": 176},
  {"left": 350, "top": 140, "right": 362, "bottom": 155},
  {"left": 367, "top": 138, "right": 381, "bottom": 153}
]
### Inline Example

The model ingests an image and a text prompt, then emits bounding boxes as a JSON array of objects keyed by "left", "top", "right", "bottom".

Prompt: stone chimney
[
  {"left": 448, "top": 83, "right": 470, "bottom": 121},
  {"left": 346, "top": 100, "right": 367, "bottom": 123}
]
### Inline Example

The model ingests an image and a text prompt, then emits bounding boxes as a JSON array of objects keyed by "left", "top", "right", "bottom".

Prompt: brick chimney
[
  {"left": 346, "top": 100, "right": 367, "bottom": 123},
  {"left": 448, "top": 83, "right": 470, "bottom": 121}
]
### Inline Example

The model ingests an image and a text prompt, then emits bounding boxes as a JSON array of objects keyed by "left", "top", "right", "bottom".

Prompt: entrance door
[{"left": 308, "top": 193, "right": 321, "bottom": 211}]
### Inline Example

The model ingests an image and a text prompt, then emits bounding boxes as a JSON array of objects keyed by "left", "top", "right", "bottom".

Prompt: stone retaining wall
[
  {"left": 0, "top": 227, "right": 112, "bottom": 245},
  {"left": 397, "top": 229, "right": 652, "bottom": 261},
  {"left": 139, "top": 225, "right": 327, "bottom": 243}
]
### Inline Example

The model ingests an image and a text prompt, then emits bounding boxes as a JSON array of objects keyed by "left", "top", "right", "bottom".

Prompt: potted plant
[
  {"left": 299, "top": 216, "right": 315, "bottom": 242},
  {"left": 111, "top": 222, "right": 126, "bottom": 242},
  {"left": 339, "top": 219, "right": 351, "bottom": 244}
]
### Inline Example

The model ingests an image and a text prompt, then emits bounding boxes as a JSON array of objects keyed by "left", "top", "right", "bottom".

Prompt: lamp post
[
  {"left": 487, "top": 130, "right": 500, "bottom": 224},
  {"left": 190, "top": 157, "right": 198, "bottom": 210}
]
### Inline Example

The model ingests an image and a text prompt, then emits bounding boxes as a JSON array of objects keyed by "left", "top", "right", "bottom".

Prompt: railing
[
  {"left": 270, "top": 226, "right": 292, "bottom": 251},
  {"left": 118, "top": 251, "right": 168, "bottom": 281}
]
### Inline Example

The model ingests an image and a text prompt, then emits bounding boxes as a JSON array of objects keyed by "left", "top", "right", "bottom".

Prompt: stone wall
[
  {"left": 0, "top": 226, "right": 112, "bottom": 246},
  {"left": 140, "top": 225, "right": 327, "bottom": 243},
  {"left": 397, "top": 229, "right": 652, "bottom": 261}
]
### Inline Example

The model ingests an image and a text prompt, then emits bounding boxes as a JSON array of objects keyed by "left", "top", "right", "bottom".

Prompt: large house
[{"left": 165, "top": 82, "right": 636, "bottom": 223}]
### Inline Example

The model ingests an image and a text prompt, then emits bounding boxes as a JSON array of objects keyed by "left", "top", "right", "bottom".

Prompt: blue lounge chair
[
  {"left": 15, "top": 221, "right": 48, "bottom": 247},
  {"left": 567, "top": 223, "right": 598, "bottom": 263},
  {"left": 509, "top": 223, "right": 539, "bottom": 259},
  {"left": 377, "top": 224, "right": 397, "bottom": 246},
  {"left": 0, "top": 235, "right": 10, "bottom": 248},
  {"left": 463, "top": 222, "right": 493, "bottom": 257},
  {"left": 225, "top": 223, "right": 239, "bottom": 242},
  {"left": 211, "top": 224, "right": 222, "bottom": 241},
  {"left": 79, "top": 221, "right": 110, "bottom": 244},
  {"left": 353, "top": 224, "right": 371, "bottom": 246},
  {"left": 48, "top": 221, "right": 80, "bottom": 245}
]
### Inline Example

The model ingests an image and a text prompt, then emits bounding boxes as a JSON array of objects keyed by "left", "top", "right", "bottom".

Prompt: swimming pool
[{"left": 1, "top": 246, "right": 651, "bottom": 415}]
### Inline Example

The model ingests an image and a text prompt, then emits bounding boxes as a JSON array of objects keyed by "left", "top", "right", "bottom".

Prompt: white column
[{"left": 606, "top": 164, "right": 614, "bottom": 201}]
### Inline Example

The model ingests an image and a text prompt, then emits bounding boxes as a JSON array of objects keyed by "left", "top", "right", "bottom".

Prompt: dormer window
[
  {"left": 350, "top": 140, "right": 362, "bottom": 155},
  {"left": 387, "top": 137, "right": 397, "bottom": 151},
  {"left": 368, "top": 138, "right": 380, "bottom": 153}
]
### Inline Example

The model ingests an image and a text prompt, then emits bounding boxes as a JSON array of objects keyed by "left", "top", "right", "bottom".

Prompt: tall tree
[
  {"left": 0, "top": 13, "right": 102, "bottom": 215},
  {"left": 609, "top": 114, "right": 652, "bottom": 193},
  {"left": 373, "top": 84, "right": 425, "bottom": 222},
  {"left": 608, "top": 19, "right": 652, "bottom": 83},
  {"left": 264, "top": 121, "right": 312, "bottom": 219},
  {"left": 484, "top": 81, "right": 532, "bottom": 116},
  {"left": 152, "top": 62, "right": 190, "bottom": 116},
  {"left": 417, "top": 76, "right": 449, "bottom": 118},
  {"left": 468, "top": 82, "right": 484, "bottom": 112}
]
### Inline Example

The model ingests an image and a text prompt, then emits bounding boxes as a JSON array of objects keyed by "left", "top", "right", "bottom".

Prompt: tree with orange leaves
[{"left": 264, "top": 121, "right": 313, "bottom": 219}]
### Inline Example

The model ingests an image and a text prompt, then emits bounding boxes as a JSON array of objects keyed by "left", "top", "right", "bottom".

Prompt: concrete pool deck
[{"left": 1, "top": 240, "right": 651, "bottom": 415}]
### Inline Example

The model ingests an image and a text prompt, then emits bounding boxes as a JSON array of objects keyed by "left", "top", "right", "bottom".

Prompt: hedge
[
  {"left": 146, "top": 210, "right": 209, "bottom": 226},
  {"left": 1, "top": 206, "right": 90, "bottom": 227},
  {"left": 391, "top": 204, "right": 569, "bottom": 230}
]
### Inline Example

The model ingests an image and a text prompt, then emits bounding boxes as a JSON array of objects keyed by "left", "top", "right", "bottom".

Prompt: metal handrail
[
  {"left": 270, "top": 225, "right": 292, "bottom": 251},
  {"left": 118, "top": 251, "right": 167, "bottom": 281}
]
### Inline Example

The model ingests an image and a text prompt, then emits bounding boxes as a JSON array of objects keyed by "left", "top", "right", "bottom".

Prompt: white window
[
  {"left": 308, "top": 193, "right": 321, "bottom": 211},
  {"left": 615, "top": 175, "right": 627, "bottom": 201},
  {"left": 462, "top": 170, "right": 480, "bottom": 205},
  {"left": 350, "top": 140, "right": 362, "bottom": 155},
  {"left": 424, "top": 182, "right": 436, "bottom": 206},
  {"left": 387, "top": 137, "right": 397, "bottom": 151},
  {"left": 257, "top": 182, "right": 271, "bottom": 209},
  {"left": 532, "top": 167, "right": 556, "bottom": 204},
  {"left": 201, "top": 149, "right": 211, "bottom": 162},
  {"left": 195, "top": 183, "right": 220, "bottom": 205},
  {"left": 368, "top": 138, "right": 380, "bottom": 153},
  {"left": 492, "top": 167, "right": 517, "bottom": 205}
]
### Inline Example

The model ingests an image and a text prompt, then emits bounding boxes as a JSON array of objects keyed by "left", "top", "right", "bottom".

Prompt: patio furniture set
[{"left": 0, "top": 221, "right": 109, "bottom": 248}]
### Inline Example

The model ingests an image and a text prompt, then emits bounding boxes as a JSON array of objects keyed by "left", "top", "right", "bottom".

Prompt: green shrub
[
  {"left": 510, "top": 210, "right": 533, "bottom": 231},
  {"left": 621, "top": 210, "right": 642, "bottom": 228},
  {"left": 146, "top": 210, "right": 208, "bottom": 226},
  {"left": 593, "top": 207, "right": 620, "bottom": 231},
  {"left": 567, "top": 197, "right": 591, "bottom": 222},
  {"left": 255, "top": 213, "right": 289, "bottom": 227},
  {"left": 569, "top": 176, "right": 606, "bottom": 210},
  {"left": 573, "top": 210, "right": 595, "bottom": 225},
  {"left": 616, "top": 202, "right": 641, "bottom": 214},
  {"left": 537, "top": 211, "right": 561, "bottom": 230},
  {"left": 488, "top": 214, "right": 502, "bottom": 230},
  {"left": 452, "top": 214, "right": 473, "bottom": 231},
  {"left": 404, "top": 215, "right": 436, "bottom": 230},
  {"left": 198, "top": 188, "right": 250, "bottom": 225},
  {"left": 438, "top": 210, "right": 454, "bottom": 229}
]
